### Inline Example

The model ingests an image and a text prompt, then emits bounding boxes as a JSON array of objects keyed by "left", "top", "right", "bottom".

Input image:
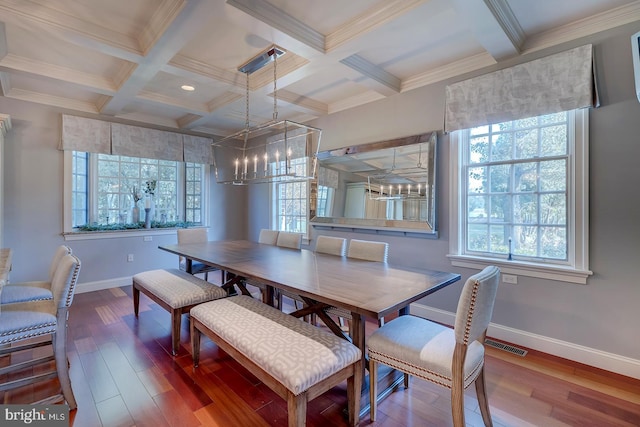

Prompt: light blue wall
[
  {"left": 269, "top": 24, "right": 640, "bottom": 365},
  {"left": 2, "top": 23, "right": 639, "bottom": 373},
  {"left": 0, "top": 101, "right": 247, "bottom": 285}
]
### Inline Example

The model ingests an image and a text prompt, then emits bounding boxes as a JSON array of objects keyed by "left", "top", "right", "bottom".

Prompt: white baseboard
[
  {"left": 411, "top": 302, "right": 640, "bottom": 380},
  {"left": 76, "top": 276, "right": 132, "bottom": 293}
]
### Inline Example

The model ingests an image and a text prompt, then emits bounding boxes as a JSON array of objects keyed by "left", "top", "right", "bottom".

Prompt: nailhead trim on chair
[{"left": 462, "top": 280, "right": 480, "bottom": 345}]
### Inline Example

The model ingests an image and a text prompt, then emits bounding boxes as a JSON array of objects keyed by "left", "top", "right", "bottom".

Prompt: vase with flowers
[{"left": 131, "top": 186, "right": 142, "bottom": 223}]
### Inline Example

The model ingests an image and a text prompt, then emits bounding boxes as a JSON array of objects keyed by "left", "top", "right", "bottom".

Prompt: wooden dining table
[{"left": 159, "top": 239, "right": 461, "bottom": 415}]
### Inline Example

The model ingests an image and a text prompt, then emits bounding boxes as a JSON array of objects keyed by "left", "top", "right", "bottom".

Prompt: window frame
[
  {"left": 62, "top": 151, "right": 210, "bottom": 240},
  {"left": 448, "top": 109, "right": 591, "bottom": 284}
]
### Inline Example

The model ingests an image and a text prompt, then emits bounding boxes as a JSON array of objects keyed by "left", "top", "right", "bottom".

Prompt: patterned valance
[
  {"left": 111, "top": 123, "right": 183, "bottom": 162},
  {"left": 318, "top": 166, "right": 339, "bottom": 189},
  {"left": 60, "top": 115, "right": 111, "bottom": 154},
  {"left": 444, "top": 44, "right": 599, "bottom": 133},
  {"left": 59, "top": 115, "right": 214, "bottom": 164}
]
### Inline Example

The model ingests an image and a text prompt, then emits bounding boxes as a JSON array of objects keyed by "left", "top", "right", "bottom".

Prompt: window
[
  {"left": 68, "top": 152, "right": 206, "bottom": 231},
  {"left": 316, "top": 185, "right": 334, "bottom": 217},
  {"left": 449, "top": 109, "right": 591, "bottom": 283},
  {"left": 273, "top": 157, "right": 308, "bottom": 234}
]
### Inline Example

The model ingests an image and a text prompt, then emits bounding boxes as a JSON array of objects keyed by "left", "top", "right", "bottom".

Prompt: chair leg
[
  {"left": 204, "top": 271, "right": 209, "bottom": 281},
  {"left": 369, "top": 359, "right": 379, "bottom": 422},
  {"left": 191, "top": 321, "right": 201, "bottom": 367},
  {"left": 133, "top": 284, "right": 140, "bottom": 317},
  {"left": 475, "top": 366, "right": 493, "bottom": 427},
  {"left": 53, "top": 318, "right": 77, "bottom": 410},
  {"left": 171, "top": 310, "right": 181, "bottom": 356},
  {"left": 451, "top": 343, "right": 467, "bottom": 427}
]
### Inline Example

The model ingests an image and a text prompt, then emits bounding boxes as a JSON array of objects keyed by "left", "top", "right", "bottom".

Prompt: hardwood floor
[{"left": 2, "top": 285, "right": 640, "bottom": 426}]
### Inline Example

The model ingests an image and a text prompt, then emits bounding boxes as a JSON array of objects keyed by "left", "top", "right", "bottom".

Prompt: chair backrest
[
  {"left": 276, "top": 231, "right": 302, "bottom": 249},
  {"left": 177, "top": 228, "right": 208, "bottom": 245},
  {"left": 48, "top": 245, "right": 72, "bottom": 281},
  {"left": 258, "top": 229, "right": 279, "bottom": 245},
  {"left": 347, "top": 239, "right": 388, "bottom": 262},
  {"left": 50, "top": 254, "right": 81, "bottom": 309},
  {"left": 453, "top": 265, "right": 500, "bottom": 345},
  {"left": 177, "top": 228, "right": 208, "bottom": 265},
  {"left": 315, "top": 236, "right": 347, "bottom": 256}
]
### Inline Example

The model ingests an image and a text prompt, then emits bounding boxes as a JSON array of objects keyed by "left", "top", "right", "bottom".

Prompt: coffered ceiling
[{"left": 0, "top": 0, "right": 638, "bottom": 137}]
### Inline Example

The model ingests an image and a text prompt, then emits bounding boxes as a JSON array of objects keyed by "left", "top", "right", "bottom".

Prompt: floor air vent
[{"left": 484, "top": 338, "right": 528, "bottom": 357}]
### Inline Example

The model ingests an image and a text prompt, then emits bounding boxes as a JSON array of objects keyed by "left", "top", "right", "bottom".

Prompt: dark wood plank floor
[{"left": 2, "top": 285, "right": 640, "bottom": 426}]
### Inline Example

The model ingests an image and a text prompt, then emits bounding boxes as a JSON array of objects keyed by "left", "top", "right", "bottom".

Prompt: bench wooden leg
[
  {"left": 133, "top": 284, "right": 140, "bottom": 317},
  {"left": 171, "top": 309, "right": 181, "bottom": 356},
  {"left": 348, "top": 359, "right": 362, "bottom": 426},
  {"left": 191, "top": 321, "right": 201, "bottom": 367},
  {"left": 288, "top": 392, "right": 306, "bottom": 427}
]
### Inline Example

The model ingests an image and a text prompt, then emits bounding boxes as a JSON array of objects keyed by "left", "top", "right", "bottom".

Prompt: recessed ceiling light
[{"left": 181, "top": 85, "right": 195, "bottom": 91}]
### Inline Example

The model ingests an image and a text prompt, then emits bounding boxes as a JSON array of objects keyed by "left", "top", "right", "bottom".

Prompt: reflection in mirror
[{"left": 311, "top": 131, "right": 438, "bottom": 236}]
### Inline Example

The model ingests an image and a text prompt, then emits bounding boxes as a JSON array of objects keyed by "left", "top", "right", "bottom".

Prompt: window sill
[
  {"left": 63, "top": 227, "right": 206, "bottom": 241},
  {"left": 447, "top": 254, "right": 592, "bottom": 284}
]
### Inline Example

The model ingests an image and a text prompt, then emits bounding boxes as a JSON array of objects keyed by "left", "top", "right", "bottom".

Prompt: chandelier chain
[
  {"left": 273, "top": 51, "right": 278, "bottom": 122},
  {"left": 245, "top": 71, "right": 250, "bottom": 132}
]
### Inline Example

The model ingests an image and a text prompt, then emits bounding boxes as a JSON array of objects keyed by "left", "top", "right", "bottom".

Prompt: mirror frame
[{"left": 310, "top": 131, "right": 438, "bottom": 238}]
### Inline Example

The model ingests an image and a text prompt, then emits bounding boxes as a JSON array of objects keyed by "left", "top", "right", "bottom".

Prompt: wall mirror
[{"left": 310, "top": 131, "right": 438, "bottom": 237}]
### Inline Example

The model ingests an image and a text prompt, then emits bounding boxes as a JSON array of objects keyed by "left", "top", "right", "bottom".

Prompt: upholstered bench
[
  {"left": 133, "top": 268, "right": 228, "bottom": 355},
  {"left": 190, "top": 295, "right": 362, "bottom": 427}
]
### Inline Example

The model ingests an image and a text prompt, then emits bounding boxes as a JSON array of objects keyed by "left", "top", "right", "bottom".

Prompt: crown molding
[
  {"left": 139, "top": 0, "right": 187, "bottom": 54},
  {"left": 523, "top": 1, "right": 640, "bottom": 54},
  {"left": 402, "top": 52, "right": 497, "bottom": 91},
  {"left": 273, "top": 89, "right": 328, "bottom": 116},
  {"left": 137, "top": 90, "right": 209, "bottom": 114},
  {"left": 485, "top": 0, "right": 525, "bottom": 51},
  {"left": 9, "top": 88, "right": 99, "bottom": 113},
  {"left": 227, "top": 0, "right": 325, "bottom": 53},
  {"left": 0, "top": 0, "right": 142, "bottom": 60},
  {"left": 329, "top": 91, "right": 385, "bottom": 114},
  {"left": 0, "top": 53, "right": 115, "bottom": 93},
  {"left": 340, "top": 54, "right": 401, "bottom": 95},
  {"left": 326, "top": 0, "right": 427, "bottom": 52}
]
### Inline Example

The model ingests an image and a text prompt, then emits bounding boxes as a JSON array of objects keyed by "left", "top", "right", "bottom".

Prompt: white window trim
[
  {"left": 62, "top": 151, "right": 210, "bottom": 240},
  {"left": 448, "top": 109, "right": 592, "bottom": 284}
]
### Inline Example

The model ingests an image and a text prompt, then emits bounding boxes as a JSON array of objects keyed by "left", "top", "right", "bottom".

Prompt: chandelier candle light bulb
[{"left": 235, "top": 159, "right": 239, "bottom": 177}]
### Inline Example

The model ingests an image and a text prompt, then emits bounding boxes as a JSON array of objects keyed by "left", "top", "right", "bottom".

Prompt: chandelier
[
  {"left": 212, "top": 46, "right": 322, "bottom": 185},
  {"left": 366, "top": 143, "right": 432, "bottom": 201}
]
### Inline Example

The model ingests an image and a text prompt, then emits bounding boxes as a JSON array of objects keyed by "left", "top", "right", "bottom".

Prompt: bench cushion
[
  {"left": 133, "top": 269, "right": 227, "bottom": 308},
  {"left": 191, "top": 295, "right": 361, "bottom": 395}
]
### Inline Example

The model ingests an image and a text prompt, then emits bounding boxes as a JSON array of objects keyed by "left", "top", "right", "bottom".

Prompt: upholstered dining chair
[
  {"left": 367, "top": 265, "right": 500, "bottom": 427},
  {"left": 315, "top": 235, "right": 347, "bottom": 257},
  {"left": 1, "top": 245, "right": 72, "bottom": 305},
  {"left": 274, "top": 231, "right": 305, "bottom": 311},
  {"left": 177, "top": 228, "right": 222, "bottom": 282},
  {"left": 0, "top": 254, "right": 82, "bottom": 409},
  {"left": 325, "top": 239, "right": 389, "bottom": 331},
  {"left": 258, "top": 228, "right": 279, "bottom": 245},
  {"left": 347, "top": 238, "right": 388, "bottom": 262},
  {"left": 276, "top": 231, "right": 302, "bottom": 249}
]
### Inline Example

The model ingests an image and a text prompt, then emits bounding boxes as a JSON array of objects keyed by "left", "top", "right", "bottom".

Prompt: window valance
[
  {"left": 318, "top": 166, "right": 339, "bottom": 189},
  {"left": 59, "top": 115, "right": 214, "bottom": 164},
  {"left": 60, "top": 115, "right": 111, "bottom": 154},
  {"left": 444, "top": 44, "right": 599, "bottom": 133}
]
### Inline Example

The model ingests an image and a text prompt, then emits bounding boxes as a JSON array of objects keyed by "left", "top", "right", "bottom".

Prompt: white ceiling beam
[
  {"left": 0, "top": 0, "right": 143, "bottom": 62},
  {"left": 226, "top": 0, "right": 325, "bottom": 53},
  {"left": 451, "top": 0, "right": 524, "bottom": 61},
  {"left": 326, "top": 0, "right": 428, "bottom": 52},
  {"left": 340, "top": 54, "right": 400, "bottom": 96},
  {"left": 0, "top": 53, "right": 116, "bottom": 94},
  {"left": 100, "top": 0, "right": 216, "bottom": 115}
]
